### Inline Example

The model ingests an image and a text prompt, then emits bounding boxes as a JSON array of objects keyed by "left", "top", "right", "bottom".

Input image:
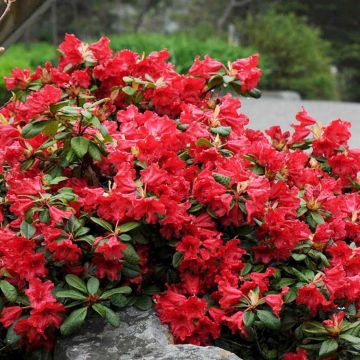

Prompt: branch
[
  {"left": 217, "top": 0, "right": 252, "bottom": 31},
  {"left": 0, "top": 0, "right": 16, "bottom": 24}
]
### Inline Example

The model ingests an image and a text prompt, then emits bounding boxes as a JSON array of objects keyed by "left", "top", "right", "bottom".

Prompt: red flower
[
  {"left": 265, "top": 287, "right": 289, "bottom": 317},
  {"left": 58, "top": 33, "right": 83, "bottom": 70},
  {"left": 4, "top": 68, "right": 39, "bottom": 91},
  {"left": 189, "top": 55, "right": 223, "bottom": 79},
  {"left": 89, "top": 36, "right": 113, "bottom": 64},
  {"left": 25, "top": 279, "right": 56, "bottom": 309},
  {"left": 224, "top": 311, "right": 247, "bottom": 336},
  {"left": 47, "top": 239, "right": 82, "bottom": 264},
  {"left": 176, "top": 236, "right": 200, "bottom": 261},
  {"left": 94, "top": 236, "right": 126, "bottom": 261},
  {"left": 20, "top": 84, "right": 62, "bottom": 121},
  {"left": 296, "top": 284, "right": 333, "bottom": 316},
  {"left": 48, "top": 206, "right": 74, "bottom": 223},
  {"left": 284, "top": 348, "right": 308, "bottom": 360},
  {"left": 323, "top": 311, "right": 345, "bottom": 336},
  {"left": 0, "top": 306, "right": 22, "bottom": 328},
  {"left": 231, "top": 54, "right": 262, "bottom": 92}
]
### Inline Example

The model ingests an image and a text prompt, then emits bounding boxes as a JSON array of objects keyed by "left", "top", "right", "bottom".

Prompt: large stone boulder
[{"left": 54, "top": 307, "right": 241, "bottom": 360}]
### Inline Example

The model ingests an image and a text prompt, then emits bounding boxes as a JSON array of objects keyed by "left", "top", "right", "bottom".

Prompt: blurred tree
[
  {"left": 236, "top": 11, "right": 337, "bottom": 99},
  {"left": 274, "top": 0, "right": 360, "bottom": 101}
]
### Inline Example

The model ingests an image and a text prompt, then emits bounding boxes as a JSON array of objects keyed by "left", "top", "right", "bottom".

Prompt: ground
[{"left": 242, "top": 97, "right": 360, "bottom": 147}]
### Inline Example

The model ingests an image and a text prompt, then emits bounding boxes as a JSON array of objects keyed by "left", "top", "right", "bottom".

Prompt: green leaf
[
  {"left": 60, "top": 307, "right": 88, "bottom": 336},
  {"left": 249, "top": 88, "right": 262, "bottom": 99},
  {"left": 223, "top": 75, "right": 235, "bottom": 84},
  {"left": 257, "top": 309, "right": 281, "bottom": 330},
  {"left": 143, "top": 285, "right": 160, "bottom": 295},
  {"left": 301, "top": 321, "right": 328, "bottom": 335},
  {"left": 123, "top": 76, "right": 133, "bottom": 83},
  {"left": 49, "top": 176, "right": 68, "bottom": 185},
  {"left": 87, "top": 277, "right": 100, "bottom": 295},
  {"left": 119, "top": 234, "right": 132, "bottom": 242},
  {"left": 283, "top": 287, "right": 297, "bottom": 304},
  {"left": 111, "top": 293, "right": 128, "bottom": 308},
  {"left": 88, "top": 142, "right": 102, "bottom": 161},
  {"left": 20, "top": 221, "right": 36, "bottom": 239},
  {"left": 20, "top": 157, "right": 35, "bottom": 171},
  {"left": 58, "top": 106, "right": 81, "bottom": 116},
  {"left": 291, "top": 253, "right": 307, "bottom": 261},
  {"left": 319, "top": 339, "right": 338, "bottom": 357},
  {"left": 210, "top": 126, "right": 232, "bottom": 136},
  {"left": 100, "top": 286, "right": 132, "bottom": 299},
  {"left": 22, "top": 121, "right": 49, "bottom": 138},
  {"left": 92, "top": 303, "right": 120, "bottom": 327},
  {"left": 75, "top": 227, "right": 90, "bottom": 237},
  {"left": 43, "top": 120, "right": 59, "bottom": 136},
  {"left": 65, "top": 274, "right": 88, "bottom": 294},
  {"left": 297, "top": 207, "right": 308, "bottom": 217},
  {"left": 172, "top": 251, "right": 183, "bottom": 268},
  {"left": 134, "top": 295, "right": 153, "bottom": 311},
  {"left": 243, "top": 311, "right": 255, "bottom": 328},
  {"left": 104, "top": 307, "right": 121, "bottom": 327},
  {"left": 212, "top": 172, "right": 231, "bottom": 187},
  {"left": 196, "top": 138, "right": 213, "bottom": 148},
  {"left": 121, "top": 263, "right": 141, "bottom": 278},
  {"left": 122, "top": 244, "right": 140, "bottom": 265},
  {"left": 55, "top": 290, "right": 87, "bottom": 301},
  {"left": 90, "top": 217, "right": 113, "bottom": 232},
  {"left": 65, "top": 216, "right": 82, "bottom": 233},
  {"left": 50, "top": 100, "right": 69, "bottom": 113},
  {"left": 205, "top": 74, "right": 223, "bottom": 91},
  {"left": 5, "top": 321, "right": 21, "bottom": 345},
  {"left": 276, "top": 278, "right": 295, "bottom": 287},
  {"left": 189, "top": 202, "right": 204, "bottom": 213},
  {"left": 118, "top": 221, "right": 141, "bottom": 233},
  {"left": 71, "top": 137, "right": 90, "bottom": 158},
  {"left": 0, "top": 280, "right": 17, "bottom": 302},
  {"left": 122, "top": 86, "right": 136, "bottom": 96},
  {"left": 310, "top": 211, "right": 324, "bottom": 225},
  {"left": 339, "top": 333, "right": 360, "bottom": 344}
]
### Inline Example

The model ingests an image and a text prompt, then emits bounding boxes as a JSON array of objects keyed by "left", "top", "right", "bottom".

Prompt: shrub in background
[
  {"left": 237, "top": 11, "right": 338, "bottom": 100},
  {"left": 0, "top": 35, "right": 359, "bottom": 360}
]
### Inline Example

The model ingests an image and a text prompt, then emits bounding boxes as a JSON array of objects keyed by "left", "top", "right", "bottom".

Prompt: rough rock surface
[{"left": 54, "top": 307, "right": 241, "bottom": 360}]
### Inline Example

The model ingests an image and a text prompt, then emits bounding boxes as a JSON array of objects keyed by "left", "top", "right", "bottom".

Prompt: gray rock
[{"left": 54, "top": 307, "right": 241, "bottom": 360}]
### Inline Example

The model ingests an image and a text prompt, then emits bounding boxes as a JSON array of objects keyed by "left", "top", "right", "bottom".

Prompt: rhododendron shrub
[{"left": 0, "top": 34, "right": 359, "bottom": 359}]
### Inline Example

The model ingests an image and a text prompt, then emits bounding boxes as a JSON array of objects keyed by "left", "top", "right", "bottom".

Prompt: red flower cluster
[{"left": 0, "top": 35, "right": 359, "bottom": 359}]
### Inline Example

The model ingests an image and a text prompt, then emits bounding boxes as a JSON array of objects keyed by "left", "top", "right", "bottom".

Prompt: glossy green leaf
[
  {"left": 55, "top": 290, "right": 87, "bottom": 301},
  {"left": 22, "top": 121, "right": 49, "bottom": 138},
  {"left": 92, "top": 303, "right": 120, "bottom": 327},
  {"left": 71, "top": 137, "right": 89, "bottom": 158},
  {"left": 212, "top": 173, "right": 231, "bottom": 187},
  {"left": 65, "top": 274, "right": 88, "bottom": 294},
  {"left": 20, "top": 221, "right": 36, "bottom": 239},
  {"left": 100, "top": 286, "right": 132, "bottom": 299},
  {"left": 87, "top": 277, "right": 100, "bottom": 295},
  {"left": 118, "top": 221, "right": 141, "bottom": 233},
  {"left": 122, "top": 244, "right": 140, "bottom": 265},
  {"left": 111, "top": 293, "right": 128, "bottom": 308},
  {"left": 0, "top": 280, "right": 17, "bottom": 302},
  {"left": 90, "top": 217, "right": 113, "bottom": 232},
  {"left": 210, "top": 126, "right": 231, "bottom": 136},
  {"left": 60, "top": 307, "right": 88, "bottom": 336},
  {"left": 134, "top": 295, "right": 153, "bottom": 311},
  {"left": 257, "top": 309, "right": 281, "bottom": 330},
  {"left": 172, "top": 251, "right": 183, "bottom": 268},
  {"left": 319, "top": 339, "right": 338, "bottom": 357}
]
